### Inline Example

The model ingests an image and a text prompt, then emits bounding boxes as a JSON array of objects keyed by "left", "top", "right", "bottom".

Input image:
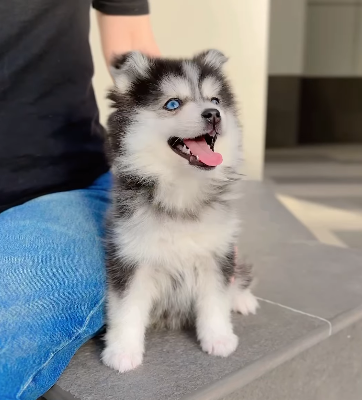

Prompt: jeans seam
[{"left": 16, "top": 295, "right": 105, "bottom": 399}]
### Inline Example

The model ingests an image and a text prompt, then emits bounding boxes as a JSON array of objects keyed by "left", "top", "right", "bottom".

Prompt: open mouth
[{"left": 168, "top": 133, "right": 223, "bottom": 170}]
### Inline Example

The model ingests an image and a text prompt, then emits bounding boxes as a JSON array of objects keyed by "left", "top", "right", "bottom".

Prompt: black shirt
[{"left": 0, "top": 0, "right": 149, "bottom": 213}]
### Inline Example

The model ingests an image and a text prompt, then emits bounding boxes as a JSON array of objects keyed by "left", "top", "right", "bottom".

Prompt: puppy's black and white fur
[{"left": 102, "top": 50, "right": 259, "bottom": 373}]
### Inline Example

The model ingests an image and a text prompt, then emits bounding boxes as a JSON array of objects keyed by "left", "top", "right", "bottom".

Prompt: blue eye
[
  {"left": 165, "top": 99, "right": 181, "bottom": 110},
  {"left": 211, "top": 97, "right": 220, "bottom": 105}
]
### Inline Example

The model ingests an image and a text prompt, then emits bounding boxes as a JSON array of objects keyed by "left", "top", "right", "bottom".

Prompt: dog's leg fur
[
  {"left": 102, "top": 265, "right": 155, "bottom": 372},
  {"left": 230, "top": 286, "right": 259, "bottom": 316},
  {"left": 195, "top": 257, "right": 238, "bottom": 357},
  {"left": 230, "top": 248, "right": 259, "bottom": 316}
]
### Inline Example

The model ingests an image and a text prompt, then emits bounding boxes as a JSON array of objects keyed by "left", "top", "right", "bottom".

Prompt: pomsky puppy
[{"left": 101, "top": 50, "right": 259, "bottom": 373}]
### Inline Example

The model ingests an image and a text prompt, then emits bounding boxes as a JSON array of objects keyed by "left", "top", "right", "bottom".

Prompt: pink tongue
[{"left": 183, "top": 137, "right": 223, "bottom": 166}]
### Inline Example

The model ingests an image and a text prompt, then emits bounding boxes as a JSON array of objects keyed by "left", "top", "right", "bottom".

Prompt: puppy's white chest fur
[
  {"left": 115, "top": 175, "right": 240, "bottom": 270},
  {"left": 115, "top": 202, "right": 238, "bottom": 270}
]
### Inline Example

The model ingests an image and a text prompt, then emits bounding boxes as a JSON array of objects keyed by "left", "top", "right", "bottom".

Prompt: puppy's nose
[{"left": 201, "top": 108, "right": 221, "bottom": 125}]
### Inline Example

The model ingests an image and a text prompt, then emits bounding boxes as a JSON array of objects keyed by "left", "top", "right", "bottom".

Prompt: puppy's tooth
[{"left": 196, "top": 155, "right": 199, "bottom": 161}]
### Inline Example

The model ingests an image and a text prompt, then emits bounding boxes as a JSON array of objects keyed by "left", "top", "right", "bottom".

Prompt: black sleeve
[{"left": 92, "top": 0, "right": 149, "bottom": 16}]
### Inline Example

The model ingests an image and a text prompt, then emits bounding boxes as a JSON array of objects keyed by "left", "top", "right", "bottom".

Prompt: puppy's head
[{"left": 107, "top": 50, "right": 241, "bottom": 179}]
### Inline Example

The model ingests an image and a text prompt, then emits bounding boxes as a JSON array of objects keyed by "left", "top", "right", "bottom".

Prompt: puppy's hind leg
[
  {"left": 230, "top": 259, "right": 259, "bottom": 316},
  {"left": 102, "top": 264, "right": 155, "bottom": 373},
  {"left": 195, "top": 258, "right": 238, "bottom": 358}
]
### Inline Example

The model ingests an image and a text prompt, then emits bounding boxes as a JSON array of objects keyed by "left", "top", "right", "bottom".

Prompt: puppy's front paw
[
  {"left": 200, "top": 332, "right": 238, "bottom": 357},
  {"left": 232, "top": 289, "right": 259, "bottom": 315},
  {"left": 102, "top": 346, "right": 143, "bottom": 373}
]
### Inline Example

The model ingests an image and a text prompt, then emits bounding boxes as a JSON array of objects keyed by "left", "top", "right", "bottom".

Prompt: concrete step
[{"left": 43, "top": 183, "right": 362, "bottom": 400}]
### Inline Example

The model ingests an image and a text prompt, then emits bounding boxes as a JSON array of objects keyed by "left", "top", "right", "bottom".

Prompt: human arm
[{"left": 93, "top": 0, "right": 160, "bottom": 66}]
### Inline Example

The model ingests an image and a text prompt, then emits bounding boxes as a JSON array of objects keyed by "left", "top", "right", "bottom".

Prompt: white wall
[
  {"left": 90, "top": 1, "right": 270, "bottom": 180},
  {"left": 304, "top": 0, "right": 362, "bottom": 77},
  {"left": 305, "top": 2, "right": 357, "bottom": 76},
  {"left": 268, "top": 0, "right": 362, "bottom": 77},
  {"left": 357, "top": 5, "right": 362, "bottom": 75},
  {"left": 269, "top": 0, "right": 307, "bottom": 75}
]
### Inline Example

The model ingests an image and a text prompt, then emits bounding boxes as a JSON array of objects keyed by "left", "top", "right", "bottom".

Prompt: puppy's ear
[
  {"left": 194, "top": 49, "right": 228, "bottom": 69},
  {"left": 110, "top": 51, "right": 151, "bottom": 93}
]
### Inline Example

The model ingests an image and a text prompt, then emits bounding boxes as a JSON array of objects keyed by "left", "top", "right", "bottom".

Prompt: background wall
[
  {"left": 90, "top": 1, "right": 270, "bottom": 180},
  {"left": 305, "top": 0, "right": 362, "bottom": 77},
  {"left": 268, "top": 0, "right": 307, "bottom": 76},
  {"left": 268, "top": 0, "right": 362, "bottom": 78},
  {"left": 266, "top": 0, "right": 307, "bottom": 147},
  {"left": 267, "top": 0, "right": 362, "bottom": 147}
]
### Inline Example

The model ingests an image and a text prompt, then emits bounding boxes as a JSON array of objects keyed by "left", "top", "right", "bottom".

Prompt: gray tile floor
[
  {"left": 265, "top": 145, "right": 362, "bottom": 250},
  {"left": 54, "top": 303, "right": 327, "bottom": 400}
]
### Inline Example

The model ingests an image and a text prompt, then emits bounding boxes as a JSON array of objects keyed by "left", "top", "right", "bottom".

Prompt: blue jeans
[{"left": 0, "top": 173, "right": 111, "bottom": 400}]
